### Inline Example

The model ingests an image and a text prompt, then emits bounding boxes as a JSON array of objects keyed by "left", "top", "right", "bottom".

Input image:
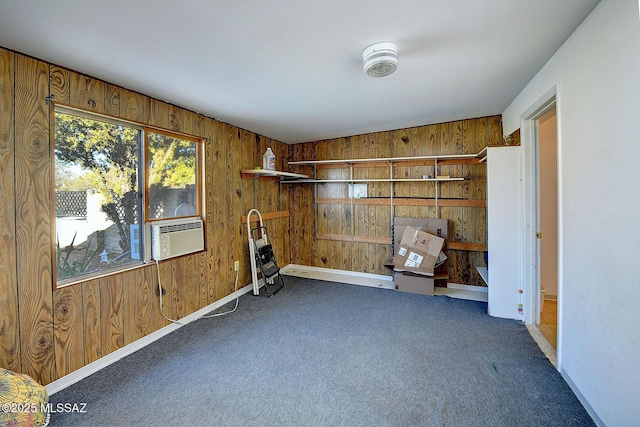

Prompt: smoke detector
[{"left": 362, "top": 42, "right": 398, "bottom": 77}]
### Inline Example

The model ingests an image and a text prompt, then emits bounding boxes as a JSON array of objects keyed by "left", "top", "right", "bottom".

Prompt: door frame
[{"left": 520, "top": 84, "right": 562, "bottom": 367}]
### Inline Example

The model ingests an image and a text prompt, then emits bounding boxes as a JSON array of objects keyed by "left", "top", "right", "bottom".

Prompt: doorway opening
[
  {"left": 520, "top": 86, "right": 561, "bottom": 367},
  {"left": 537, "top": 105, "right": 558, "bottom": 350}
]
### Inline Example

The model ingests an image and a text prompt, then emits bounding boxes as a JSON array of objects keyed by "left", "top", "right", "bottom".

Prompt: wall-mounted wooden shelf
[
  {"left": 240, "top": 169, "right": 308, "bottom": 180},
  {"left": 282, "top": 177, "right": 465, "bottom": 184},
  {"left": 284, "top": 150, "right": 488, "bottom": 263},
  {"left": 240, "top": 170, "right": 309, "bottom": 218},
  {"left": 288, "top": 153, "right": 481, "bottom": 166}
]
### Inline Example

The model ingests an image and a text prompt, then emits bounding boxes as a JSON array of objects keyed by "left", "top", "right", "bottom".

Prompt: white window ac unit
[{"left": 151, "top": 218, "right": 204, "bottom": 261}]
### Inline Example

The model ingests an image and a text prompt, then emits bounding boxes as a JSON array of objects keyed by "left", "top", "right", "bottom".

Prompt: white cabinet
[{"left": 486, "top": 146, "right": 522, "bottom": 319}]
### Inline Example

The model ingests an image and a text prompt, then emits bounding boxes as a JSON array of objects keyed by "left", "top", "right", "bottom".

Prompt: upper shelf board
[
  {"left": 289, "top": 151, "right": 486, "bottom": 166},
  {"left": 240, "top": 169, "right": 309, "bottom": 180}
]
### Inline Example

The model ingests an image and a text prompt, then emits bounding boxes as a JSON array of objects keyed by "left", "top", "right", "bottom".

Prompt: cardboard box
[
  {"left": 394, "top": 271, "right": 434, "bottom": 296},
  {"left": 393, "top": 217, "right": 448, "bottom": 254},
  {"left": 393, "top": 226, "right": 445, "bottom": 276},
  {"left": 384, "top": 217, "right": 448, "bottom": 268}
]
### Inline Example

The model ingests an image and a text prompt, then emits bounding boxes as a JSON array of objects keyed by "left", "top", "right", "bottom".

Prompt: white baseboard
[
  {"left": 560, "top": 368, "right": 603, "bottom": 426},
  {"left": 46, "top": 282, "right": 254, "bottom": 396},
  {"left": 436, "top": 283, "right": 488, "bottom": 302},
  {"left": 280, "top": 264, "right": 395, "bottom": 290},
  {"left": 280, "top": 265, "right": 488, "bottom": 302}
]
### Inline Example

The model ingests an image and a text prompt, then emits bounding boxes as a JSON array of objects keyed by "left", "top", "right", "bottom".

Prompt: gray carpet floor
[{"left": 49, "top": 277, "right": 594, "bottom": 426}]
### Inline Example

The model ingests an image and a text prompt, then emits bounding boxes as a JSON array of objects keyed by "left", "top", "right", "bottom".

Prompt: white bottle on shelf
[{"left": 263, "top": 147, "right": 276, "bottom": 170}]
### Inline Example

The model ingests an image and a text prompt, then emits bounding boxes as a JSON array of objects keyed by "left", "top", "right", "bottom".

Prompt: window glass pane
[
  {"left": 54, "top": 111, "right": 142, "bottom": 282},
  {"left": 147, "top": 131, "right": 199, "bottom": 220}
]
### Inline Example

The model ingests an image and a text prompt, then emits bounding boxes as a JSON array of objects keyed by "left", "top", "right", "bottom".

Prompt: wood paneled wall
[
  {"left": 286, "top": 116, "right": 502, "bottom": 286},
  {"left": 0, "top": 48, "right": 289, "bottom": 385}
]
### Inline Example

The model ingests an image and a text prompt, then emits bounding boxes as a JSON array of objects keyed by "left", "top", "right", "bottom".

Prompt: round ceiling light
[{"left": 362, "top": 42, "right": 398, "bottom": 78}]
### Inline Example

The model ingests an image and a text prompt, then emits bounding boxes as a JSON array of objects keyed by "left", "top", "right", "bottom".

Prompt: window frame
[
  {"left": 143, "top": 127, "right": 203, "bottom": 223},
  {"left": 52, "top": 105, "right": 204, "bottom": 289}
]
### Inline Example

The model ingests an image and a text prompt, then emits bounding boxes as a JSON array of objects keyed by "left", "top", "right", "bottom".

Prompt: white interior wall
[
  {"left": 538, "top": 110, "right": 558, "bottom": 298},
  {"left": 502, "top": 0, "right": 640, "bottom": 425}
]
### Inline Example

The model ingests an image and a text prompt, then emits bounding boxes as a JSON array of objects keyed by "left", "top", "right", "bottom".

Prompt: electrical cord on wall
[
  {"left": 155, "top": 259, "right": 240, "bottom": 324},
  {"left": 156, "top": 259, "right": 184, "bottom": 325},
  {"left": 199, "top": 267, "right": 240, "bottom": 319}
]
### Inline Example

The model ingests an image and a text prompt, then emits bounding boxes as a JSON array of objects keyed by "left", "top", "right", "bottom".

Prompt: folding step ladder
[{"left": 246, "top": 209, "right": 284, "bottom": 297}]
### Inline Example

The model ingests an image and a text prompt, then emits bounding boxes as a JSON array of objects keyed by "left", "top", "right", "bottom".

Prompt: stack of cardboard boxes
[{"left": 386, "top": 218, "right": 448, "bottom": 296}]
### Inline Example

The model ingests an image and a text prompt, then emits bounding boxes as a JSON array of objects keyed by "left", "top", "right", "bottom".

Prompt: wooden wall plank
[
  {"left": 174, "top": 255, "right": 200, "bottom": 318},
  {"left": 149, "top": 98, "right": 170, "bottom": 129},
  {"left": 212, "top": 122, "right": 227, "bottom": 301},
  {"left": 69, "top": 72, "right": 105, "bottom": 113},
  {"left": 287, "top": 143, "right": 301, "bottom": 264},
  {"left": 326, "top": 139, "right": 342, "bottom": 270},
  {"left": 230, "top": 127, "right": 242, "bottom": 296},
  {"left": 0, "top": 48, "right": 20, "bottom": 372},
  {"left": 49, "top": 65, "right": 69, "bottom": 105},
  {"left": 119, "top": 88, "right": 148, "bottom": 123},
  {"left": 198, "top": 117, "right": 212, "bottom": 307},
  {"left": 464, "top": 119, "right": 485, "bottom": 285},
  {"left": 410, "top": 126, "right": 427, "bottom": 219},
  {"left": 170, "top": 258, "right": 183, "bottom": 320},
  {"left": 221, "top": 125, "right": 236, "bottom": 296},
  {"left": 153, "top": 260, "right": 173, "bottom": 329},
  {"left": 14, "top": 54, "right": 55, "bottom": 383},
  {"left": 99, "top": 274, "right": 124, "bottom": 355},
  {"left": 364, "top": 132, "right": 376, "bottom": 274},
  {"left": 182, "top": 254, "right": 200, "bottom": 315},
  {"left": 279, "top": 144, "right": 291, "bottom": 267},
  {"left": 315, "top": 141, "right": 329, "bottom": 268},
  {"left": 169, "top": 104, "right": 187, "bottom": 133},
  {"left": 304, "top": 142, "right": 317, "bottom": 265},
  {"left": 194, "top": 117, "right": 210, "bottom": 301},
  {"left": 105, "top": 83, "right": 120, "bottom": 117},
  {"left": 462, "top": 119, "right": 477, "bottom": 285},
  {"left": 392, "top": 128, "right": 412, "bottom": 219},
  {"left": 374, "top": 131, "right": 391, "bottom": 274},
  {"left": 122, "top": 267, "right": 153, "bottom": 345},
  {"left": 239, "top": 130, "right": 254, "bottom": 288},
  {"left": 287, "top": 142, "right": 315, "bottom": 266},
  {"left": 340, "top": 137, "right": 353, "bottom": 271},
  {"left": 82, "top": 279, "right": 102, "bottom": 363},
  {"left": 425, "top": 123, "right": 439, "bottom": 218},
  {"left": 203, "top": 118, "right": 215, "bottom": 305},
  {"left": 53, "top": 286, "right": 84, "bottom": 377}
]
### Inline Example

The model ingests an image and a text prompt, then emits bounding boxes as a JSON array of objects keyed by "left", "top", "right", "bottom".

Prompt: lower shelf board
[
  {"left": 315, "top": 197, "right": 486, "bottom": 207},
  {"left": 315, "top": 233, "right": 487, "bottom": 251}
]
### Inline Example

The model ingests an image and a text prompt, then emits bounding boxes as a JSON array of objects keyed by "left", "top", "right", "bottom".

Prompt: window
[
  {"left": 54, "top": 107, "right": 203, "bottom": 286},
  {"left": 146, "top": 130, "right": 200, "bottom": 221},
  {"left": 54, "top": 109, "right": 143, "bottom": 283}
]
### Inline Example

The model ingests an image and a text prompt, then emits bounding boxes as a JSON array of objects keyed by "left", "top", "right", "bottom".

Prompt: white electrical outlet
[{"left": 234, "top": 261, "right": 239, "bottom": 271}]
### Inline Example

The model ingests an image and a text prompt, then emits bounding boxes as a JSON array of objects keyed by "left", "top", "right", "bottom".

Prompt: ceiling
[{"left": 0, "top": 0, "right": 599, "bottom": 144}]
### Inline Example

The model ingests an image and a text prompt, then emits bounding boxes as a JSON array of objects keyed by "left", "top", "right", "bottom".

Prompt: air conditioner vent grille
[{"left": 158, "top": 221, "right": 203, "bottom": 234}]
